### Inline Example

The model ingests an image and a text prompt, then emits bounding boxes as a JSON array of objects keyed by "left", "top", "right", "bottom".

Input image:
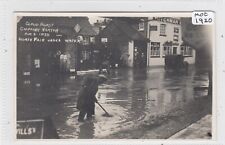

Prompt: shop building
[
  {"left": 99, "top": 18, "right": 149, "bottom": 68},
  {"left": 17, "top": 17, "right": 98, "bottom": 77},
  {"left": 146, "top": 17, "right": 196, "bottom": 66}
]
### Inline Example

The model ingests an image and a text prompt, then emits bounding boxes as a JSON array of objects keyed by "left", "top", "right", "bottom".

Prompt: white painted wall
[
  {"left": 147, "top": 18, "right": 195, "bottom": 66},
  {"left": 149, "top": 57, "right": 165, "bottom": 66},
  {"left": 128, "top": 40, "right": 134, "bottom": 67},
  {"left": 184, "top": 49, "right": 196, "bottom": 64},
  {"left": 148, "top": 20, "right": 182, "bottom": 44}
]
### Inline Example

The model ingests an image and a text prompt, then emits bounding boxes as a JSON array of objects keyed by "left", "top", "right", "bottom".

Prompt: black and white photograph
[{"left": 16, "top": 13, "right": 214, "bottom": 139}]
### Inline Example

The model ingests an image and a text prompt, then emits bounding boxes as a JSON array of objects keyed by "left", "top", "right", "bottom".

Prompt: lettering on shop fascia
[{"left": 153, "top": 17, "right": 181, "bottom": 25}]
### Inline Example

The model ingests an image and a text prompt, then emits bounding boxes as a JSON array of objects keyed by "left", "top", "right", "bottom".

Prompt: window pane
[
  {"left": 150, "top": 25, "right": 157, "bottom": 31},
  {"left": 160, "top": 24, "right": 166, "bottom": 36},
  {"left": 139, "top": 22, "right": 144, "bottom": 31},
  {"left": 181, "top": 46, "right": 193, "bottom": 56},
  {"left": 174, "top": 27, "right": 179, "bottom": 33},
  {"left": 173, "top": 35, "right": 179, "bottom": 42},
  {"left": 151, "top": 42, "right": 160, "bottom": 57}
]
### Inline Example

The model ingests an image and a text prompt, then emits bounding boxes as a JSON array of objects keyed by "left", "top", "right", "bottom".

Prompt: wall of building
[
  {"left": 149, "top": 57, "right": 165, "bottom": 66},
  {"left": 17, "top": 42, "right": 32, "bottom": 76},
  {"left": 147, "top": 18, "right": 195, "bottom": 66},
  {"left": 117, "top": 40, "right": 129, "bottom": 67},
  {"left": 132, "top": 18, "right": 148, "bottom": 38},
  {"left": 184, "top": 50, "right": 196, "bottom": 64},
  {"left": 148, "top": 51, "right": 196, "bottom": 66},
  {"left": 64, "top": 42, "right": 76, "bottom": 72},
  {"left": 128, "top": 40, "right": 134, "bottom": 67},
  {"left": 148, "top": 20, "right": 182, "bottom": 44}
]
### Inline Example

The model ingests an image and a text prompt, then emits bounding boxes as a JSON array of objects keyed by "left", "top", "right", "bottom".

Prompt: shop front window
[
  {"left": 150, "top": 42, "right": 160, "bottom": 57},
  {"left": 34, "top": 59, "right": 40, "bottom": 68},
  {"left": 163, "top": 45, "right": 172, "bottom": 56},
  {"left": 77, "top": 35, "right": 83, "bottom": 43},
  {"left": 83, "top": 36, "right": 90, "bottom": 45},
  {"left": 82, "top": 50, "right": 91, "bottom": 60},
  {"left": 181, "top": 45, "right": 193, "bottom": 56}
]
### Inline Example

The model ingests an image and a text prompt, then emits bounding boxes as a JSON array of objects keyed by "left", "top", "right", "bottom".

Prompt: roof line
[{"left": 112, "top": 19, "right": 148, "bottom": 41}]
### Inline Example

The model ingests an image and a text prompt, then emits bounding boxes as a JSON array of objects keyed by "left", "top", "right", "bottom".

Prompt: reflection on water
[
  {"left": 17, "top": 66, "right": 210, "bottom": 139},
  {"left": 78, "top": 122, "right": 95, "bottom": 139}
]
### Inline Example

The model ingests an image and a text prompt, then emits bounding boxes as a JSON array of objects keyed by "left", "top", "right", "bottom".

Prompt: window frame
[
  {"left": 81, "top": 50, "right": 91, "bottom": 60},
  {"left": 150, "top": 42, "right": 160, "bottom": 58},
  {"left": 82, "top": 36, "right": 90, "bottom": 45},
  {"left": 160, "top": 24, "right": 166, "bottom": 36},
  {"left": 173, "top": 34, "right": 179, "bottom": 42},
  {"left": 163, "top": 45, "right": 172, "bottom": 56},
  {"left": 181, "top": 45, "right": 193, "bottom": 57},
  {"left": 90, "top": 36, "right": 95, "bottom": 43},
  {"left": 174, "top": 27, "right": 179, "bottom": 33},
  {"left": 150, "top": 25, "right": 157, "bottom": 31},
  {"left": 138, "top": 21, "right": 145, "bottom": 31}
]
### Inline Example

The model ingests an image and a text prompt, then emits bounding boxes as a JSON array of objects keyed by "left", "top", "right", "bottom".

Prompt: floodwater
[{"left": 17, "top": 66, "right": 210, "bottom": 139}]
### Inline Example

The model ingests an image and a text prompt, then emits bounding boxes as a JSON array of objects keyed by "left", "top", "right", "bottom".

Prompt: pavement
[{"left": 169, "top": 114, "right": 212, "bottom": 139}]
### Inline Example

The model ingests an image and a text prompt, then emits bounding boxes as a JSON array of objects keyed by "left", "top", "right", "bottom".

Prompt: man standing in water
[{"left": 77, "top": 75, "right": 107, "bottom": 122}]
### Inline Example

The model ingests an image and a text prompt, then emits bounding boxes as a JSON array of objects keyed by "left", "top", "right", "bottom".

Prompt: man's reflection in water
[{"left": 78, "top": 122, "right": 95, "bottom": 139}]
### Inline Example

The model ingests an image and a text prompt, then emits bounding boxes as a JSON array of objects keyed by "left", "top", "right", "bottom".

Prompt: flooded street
[{"left": 17, "top": 66, "right": 211, "bottom": 139}]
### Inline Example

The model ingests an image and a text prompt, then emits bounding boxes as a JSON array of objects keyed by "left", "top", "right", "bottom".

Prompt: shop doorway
[
  {"left": 133, "top": 41, "right": 147, "bottom": 68},
  {"left": 173, "top": 47, "right": 177, "bottom": 55},
  {"left": 77, "top": 45, "right": 100, "bottom": 70}
]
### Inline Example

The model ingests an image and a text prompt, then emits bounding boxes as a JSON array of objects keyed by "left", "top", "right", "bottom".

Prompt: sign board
[
  {"left": 17, "top": 117, "right": 59, "bottom": 139},
  {"left": 74, "top": 24, "right": 81, "bottom": 33},
  {"left": 152, "top": 17, "right": 181, "bottom": 25},
  {"left": 17, "top": 119, "right": 44, "bottom": 139}
]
